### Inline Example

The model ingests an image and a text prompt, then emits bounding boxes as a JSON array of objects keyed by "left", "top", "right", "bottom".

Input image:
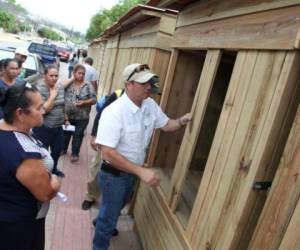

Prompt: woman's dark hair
[
  {"left": 44, "top": 64, "right": 58, "bottom": 75},
  {"left": 0, "top": 82, "right": 39, "bottom": 124},
  {"left": 2, "top": 58, "right": 18, "bottom": 70},
  {"left": 73, "top": 64, "right": 85, "bottom": 73}
]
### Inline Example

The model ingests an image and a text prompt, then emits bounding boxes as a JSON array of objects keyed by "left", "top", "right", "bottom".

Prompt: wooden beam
[
  {"left": 212, "top": 51, "right": 288, "bottom": 250},
  {"left": 172, "top": 5, "right": 300, "bottom": 50},
  {"left": 145, "top": 49, "right": 179, "bottom": 168},
  {"left": 177, "top": 0, "right": 300, "bottom": 28},
  {"left": 249, "top": 52, "right": 300, "bottom": 250},
  {"left": 188, "top": 50, "right": 258, "bottom": 248},
  {"left": 279, "top": 194, "right": 300, "bottom": 249},
  {"left": 168, "top": 50, "right": 222, "bottom": 210}
]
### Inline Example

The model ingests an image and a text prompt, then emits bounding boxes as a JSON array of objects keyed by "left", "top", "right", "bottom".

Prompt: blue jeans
[
  {"left": 33, "top": 125, "right": 64, "bottom": 171},
  {"left": 63, "top": 119, "right": 89, "bottom": 156},
  {"left": 93, "top": 170, "right": 135, "bottom": 250}
]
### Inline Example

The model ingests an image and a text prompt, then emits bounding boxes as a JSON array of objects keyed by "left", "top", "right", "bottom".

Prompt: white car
[{"left": 0, "top": 47, "right": 45, "bottom": 84}]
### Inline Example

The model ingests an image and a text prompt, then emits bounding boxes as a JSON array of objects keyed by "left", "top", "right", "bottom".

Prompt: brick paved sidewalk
[{"left": 45, "top": 121, "right": 142, "bottom": 250}]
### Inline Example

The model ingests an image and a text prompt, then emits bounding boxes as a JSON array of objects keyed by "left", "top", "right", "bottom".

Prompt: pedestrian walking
[
  {"left": 92, "top": 63, "right": 192, "bottom": 250},
  {"left": 68, "top": 53, "right": 79, "bottom": 78},
  {"left": 83, "top": 57, "right": 98, "bottom": 92}
]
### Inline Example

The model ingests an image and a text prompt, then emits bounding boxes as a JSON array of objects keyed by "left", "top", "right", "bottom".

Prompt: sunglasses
[
  {"left": 127, "top": 64, "right": 150, "bottom": 81},
  {"left": 16, "top": 82, "right": 33, "bottom": 106}
]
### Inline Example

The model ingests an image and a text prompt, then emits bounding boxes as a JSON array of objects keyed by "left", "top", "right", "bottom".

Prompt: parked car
[
  {"left": 28, "top": 42, "right": 59, "bottom": 67},
  {"left": 0, "top": 47, "right": 45, "bottom": 84},
  {"left": 57, "top": 46, "right": 71, "bottom": 62}
]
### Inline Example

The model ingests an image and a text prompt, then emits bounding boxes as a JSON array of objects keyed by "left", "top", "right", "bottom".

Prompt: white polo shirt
[
  {"left": 96, "top": 93, "right": 169, "bottom": 165},
  {"left": 84, "top": 63, "right": 98, "bottom": 85}
]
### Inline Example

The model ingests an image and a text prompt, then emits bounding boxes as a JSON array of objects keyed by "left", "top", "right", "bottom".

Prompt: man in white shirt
[
  {"left": 84, "top": 57, "right": 99, "bottom": 92},
  {"left": 93, "top": 63, "right": 191, "bottom": 250}
]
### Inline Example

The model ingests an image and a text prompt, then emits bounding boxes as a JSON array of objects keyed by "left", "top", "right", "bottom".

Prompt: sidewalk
[{"left": 45, "top": 119, "right": 143, "bottom": 250}]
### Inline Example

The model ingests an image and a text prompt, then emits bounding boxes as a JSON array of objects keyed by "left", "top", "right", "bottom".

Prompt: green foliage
[
  {"left": 86, "top": 0, "right": 146, "bottom": 41},
  {"left": 4, "top": 0, "right": 27, "bottom": 14},
  {"left": 0, "top": 10, "right": 15, "bottom": 31},
  {"left": 37, "top": 27, "right": 64, "bottom": 41}
]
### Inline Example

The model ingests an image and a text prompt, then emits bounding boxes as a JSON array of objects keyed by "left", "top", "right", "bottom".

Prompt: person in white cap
[
  {"left": 93, "top": 63, "right": 192, "bottom": 250},
  {"left": 14, "top": 47, "right": 29, "bottom": 80},
  {"left": 15, "top": 47, "right": 28, "bottom": 65}
]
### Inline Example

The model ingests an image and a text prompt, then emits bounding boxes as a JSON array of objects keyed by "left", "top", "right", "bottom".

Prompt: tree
[
  {"left": 0, "top": 10, "right": 15, "bottom": 30},
  {"left": 37, "top": 27, "right": 64, "bottom": 41},
  {"left": 86, "top": 0, "right": 146, "bottom": 41}
]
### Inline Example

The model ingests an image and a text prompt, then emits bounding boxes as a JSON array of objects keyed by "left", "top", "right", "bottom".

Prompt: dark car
[
  {"left": 57, "top": 46, "right": 71, "bottom": 62},
  {"left": 0, "top": 47, "right": 44, "bottom": 84},
  {"left": 28, "top": 42, "right": 59, "bottom": 67}
]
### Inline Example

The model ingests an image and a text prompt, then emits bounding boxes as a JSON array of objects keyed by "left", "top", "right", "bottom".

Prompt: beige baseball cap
[
  {"left": 122, "top": 63, "right": 157, "bottom": 83},
  {"left": 15, "top": 47, "right": 28, "bottom": 57},
  {"left": 123, "top": 63, "right": 160, "bottom": 93}
]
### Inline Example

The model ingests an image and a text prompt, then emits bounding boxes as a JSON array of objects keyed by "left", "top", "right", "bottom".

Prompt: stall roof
[
  {"left": 91, "top": 4, "right": 177, "bottom": 42},
  {"left": 147, "top": 0, "right": 198, "bottom": 10}
]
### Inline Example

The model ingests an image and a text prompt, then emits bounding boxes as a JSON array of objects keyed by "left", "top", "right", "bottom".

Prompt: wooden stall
[
  {"left": 133, "top": 0, "right": 300, "bottom": 249},
  {"left": 88, "top": 37, "right": 107, "bottom": 78},
  {"left": 88, "top": 5, "right": 178, "bottom": 99}
]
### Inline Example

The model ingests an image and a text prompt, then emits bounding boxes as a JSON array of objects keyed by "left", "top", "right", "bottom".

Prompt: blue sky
[{"left": 17, "top": 0, "right": 119, "bottom": 33}]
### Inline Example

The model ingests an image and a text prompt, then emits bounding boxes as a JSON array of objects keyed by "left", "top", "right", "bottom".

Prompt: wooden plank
[
  {"left": 104, "top": 48, "right": 119, "bottom": 95},
  {"left": 119, "top": 31, "right": 172, "bottom": 51},
  {"left": 145, "top": 49, "right": 178, "bottom": 168},
  {"left": 168, "top": 50, "right": 222, "bottom": 210},
  {"left": 152, "top": 51, "right": 203, "bottom": 177},
  {"left": 211, "top": 51, "right": 288, "bottom": 250},
  {"left": 188, "top": 51, "right": 258, "bottom": 247},
  {"left": 126, "top": 18, "right": 160, "bottom": 38},
  {"left": 279, "top": 194, "right": 300, "bottom": 250},
  {"left": 177, "top": 0, "right": 300, "bottom": 28},
  {"left": 172, "top": 5, "right": 300, "bottom": 50},
  {"left": 97, "top": 48, "right": 112, "bottom": 97},
  {"left": 134, "top": 185, "right": 191, "bottom": 250},
  {"left": 249, "top": 52, "right": 300, "bottom": 250},
  {"left": 159, "top": 14, "right": 177, "bottom": 35},
  {"left": 186, "top": 50, "right": 247, "bottom": 239},
  {"left": 294, "top": 28, "right": 300, "bottom": 49}
]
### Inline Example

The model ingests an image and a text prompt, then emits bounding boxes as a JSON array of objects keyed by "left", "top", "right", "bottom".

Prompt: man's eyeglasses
[{"left": 127, "top": 64, "right": 150, "bottom": 81}]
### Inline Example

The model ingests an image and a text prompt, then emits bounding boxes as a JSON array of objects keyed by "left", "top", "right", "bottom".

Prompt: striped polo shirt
[{"left": 37, "top": 81, "right": 65, "bottom": 128}]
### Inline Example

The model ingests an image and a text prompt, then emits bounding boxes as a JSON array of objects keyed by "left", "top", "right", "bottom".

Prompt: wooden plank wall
[
  {"left": 172, "top": 4, "right": 300, "bottom": 50},
  {"left": 133, "top": 1, "right": 300, "bottom": 250},
  {"left": 134, "top": 184, "right": 191, "bottom": 250},
  {"left": 110, "top": 48, "right": 156, "bottom": 91},
  {"left": 187, "top": 50, "right": 300, "bottom": 249},
  {"left": 88, "top": 42, "right": 107, "bottom": 97},
  {"left": 248, "top": 54, "right": 300, "bottom": 250}
]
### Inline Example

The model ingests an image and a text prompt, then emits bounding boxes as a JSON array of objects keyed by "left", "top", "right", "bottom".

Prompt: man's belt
[{"left": 101, "top": 161, "right": 123, "bottom": 176}]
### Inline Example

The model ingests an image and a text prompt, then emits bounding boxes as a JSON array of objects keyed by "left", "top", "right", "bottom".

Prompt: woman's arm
[
  {"left": 76, "top": 98, "right": 96, "bottom": 107},
  {"left": 16, "top": 159, "right": 60, "bottom": 202},
  {"left": 43, "top": 86, "right": 58, "bottom": 113}
]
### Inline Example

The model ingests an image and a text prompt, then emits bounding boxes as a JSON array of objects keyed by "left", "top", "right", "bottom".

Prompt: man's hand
[
  {"left": 179, "top": 112, "right": 192, "bottom": 126},
  {"left": 90, "top": 136, "right": 97, "bottom": 151},
  {"left": 138, "top": 168, "right": 160, "bottom": 187}
]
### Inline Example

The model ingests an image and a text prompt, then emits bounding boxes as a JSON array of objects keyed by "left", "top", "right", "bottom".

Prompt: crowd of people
[{"left": 0, "top": 46, "right": 192, "bottom": 250}]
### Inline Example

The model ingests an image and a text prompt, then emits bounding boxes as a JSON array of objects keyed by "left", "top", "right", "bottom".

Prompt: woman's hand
[{"left": 50, "top": 174, "right": 61, "bottom": 192}]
